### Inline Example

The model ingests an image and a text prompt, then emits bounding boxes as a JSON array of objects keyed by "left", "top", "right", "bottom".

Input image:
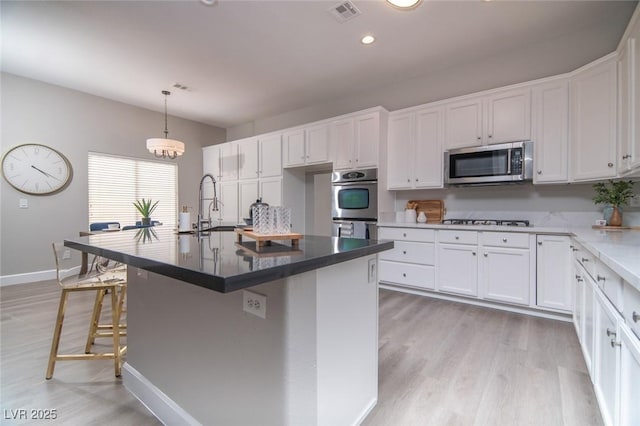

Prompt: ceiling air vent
[{"left": 328, "top": 1, "right": 362, "bottom": 23}]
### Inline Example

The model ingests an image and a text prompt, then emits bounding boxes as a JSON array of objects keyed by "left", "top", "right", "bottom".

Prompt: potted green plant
[
  {"left": 592, "top": 180, "right": 635, "bottom": 226},
  {"left": 133, "top": 198, "right": 159, "bottom": 226}
]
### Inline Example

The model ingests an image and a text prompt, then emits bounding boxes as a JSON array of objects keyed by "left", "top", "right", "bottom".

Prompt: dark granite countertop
[{"left": 64, "top": 226, "right": 393, "bottom": 293}]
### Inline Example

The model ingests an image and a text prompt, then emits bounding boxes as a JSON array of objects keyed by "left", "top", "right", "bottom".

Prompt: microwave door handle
[{"left": 506, "top": 149, "right": 512, "bottom": 175}]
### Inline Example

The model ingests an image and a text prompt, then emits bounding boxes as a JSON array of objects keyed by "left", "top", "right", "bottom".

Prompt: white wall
[{"left": 0, "top": 73, "right": 226, "bottom": 278}]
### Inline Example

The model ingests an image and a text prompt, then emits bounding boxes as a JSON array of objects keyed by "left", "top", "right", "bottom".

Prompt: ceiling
[{"left": 1, "top": 1, "right": 637, "bottom": 129}]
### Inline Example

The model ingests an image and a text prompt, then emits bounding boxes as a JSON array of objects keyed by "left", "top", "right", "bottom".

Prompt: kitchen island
[{"left": 64, "top": 227, "right": 393, "bottom": 426}]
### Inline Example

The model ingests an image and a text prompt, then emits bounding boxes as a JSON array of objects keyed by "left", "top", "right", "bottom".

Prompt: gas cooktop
[{"left": 441, "top": 219, "right": 531, "bottom": 227}]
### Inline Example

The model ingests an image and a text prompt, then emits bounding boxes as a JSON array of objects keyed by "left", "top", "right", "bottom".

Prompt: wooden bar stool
[{"left": 46, "top": 243, "right": 127, "bottom": 379}]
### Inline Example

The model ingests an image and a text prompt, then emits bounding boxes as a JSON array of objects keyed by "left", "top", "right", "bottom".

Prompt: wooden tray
[
  {"left": 591, "top": 225, "right": 639, "bottom": 230},
  {"left": 235, "top": 229, "right": 303, "bottom": 251},
  {"left": 407, "top": 200, "right": 445, "bottom": 223}
]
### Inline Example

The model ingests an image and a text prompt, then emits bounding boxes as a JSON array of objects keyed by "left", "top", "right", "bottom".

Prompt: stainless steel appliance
[
  {"left": 331, "top": 168, "right": 378, "bottom": 239},
  {"left": 441, "top": 218, "right": 530, "bottom": 227},
  {"left": 444, "top": 141, "right": 533, "bottom": 186}
]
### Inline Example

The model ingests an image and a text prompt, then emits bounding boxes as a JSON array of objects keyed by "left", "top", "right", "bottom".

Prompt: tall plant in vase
[
  {"left": 592, "top": 180, "right": 635, "bottom": 226},
  {"left": 133, "top": 198, "right": 159, "bottom": 226}
]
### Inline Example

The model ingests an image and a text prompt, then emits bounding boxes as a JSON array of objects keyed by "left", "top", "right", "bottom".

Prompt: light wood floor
[{"left": 1, "top": 282, "right": 602, "bottom": 425}]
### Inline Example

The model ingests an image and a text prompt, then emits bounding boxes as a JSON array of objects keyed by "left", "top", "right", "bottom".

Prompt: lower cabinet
[
  {"left": 437, "top": 242, "right": 478, "bottom": 296},
  {"left": 536, "top": 235, "right": 573, "bottom": 312},
  {"left": 378, "top": 228, "right": 435, "bottom": 290},
  {"left": 619, "top": 325, "right": 640, "bottom": 426},
  {"left": 594, "top": 289, "right": 620, "bottom": 426}
]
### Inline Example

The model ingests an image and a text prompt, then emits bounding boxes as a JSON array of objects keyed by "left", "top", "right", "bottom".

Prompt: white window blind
[{"left": 88, "top": 152, "right": 177, "bottom": 227}]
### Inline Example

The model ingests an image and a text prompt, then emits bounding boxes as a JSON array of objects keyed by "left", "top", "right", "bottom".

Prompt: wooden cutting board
[{"left": 407, "top": 200, "right": 444, "bottom": 223}]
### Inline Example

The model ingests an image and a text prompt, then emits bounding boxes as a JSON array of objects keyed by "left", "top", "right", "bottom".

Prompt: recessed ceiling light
[
  {"left": 386, "top": 0, "right": 422, "bottom": 10},
  {"left": 361, "top": 35, "right": 376, "bottom": 45}
]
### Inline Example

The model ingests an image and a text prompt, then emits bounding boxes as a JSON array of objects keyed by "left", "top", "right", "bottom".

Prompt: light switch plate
[{"left": 19, "top": 199, "right": 28, "bottom": 209}]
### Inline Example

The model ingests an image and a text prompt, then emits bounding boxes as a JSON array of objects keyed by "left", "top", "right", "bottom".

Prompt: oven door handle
[
  {"left": 332, "top": 180, "right": 377, "bottom": 186},
  {"left": 333, "top": 220, "right": 377, "bottom": 225},
  {"left": 506, "top": 149, "right": 512, "bottom": 175}
]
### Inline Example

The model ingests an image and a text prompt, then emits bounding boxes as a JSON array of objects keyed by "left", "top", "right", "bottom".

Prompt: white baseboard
[
  {"left": 353, "top": 397, "right": 377, "bottom": 426},
  {"left": 0, "top": 269, "right": 56, "bottom": 286},
  {"left": 379, "top": 283, "right": 572, "bottom": 322},
  {"left": 122, "top": 363, "right": 202, "bottom": 426}
]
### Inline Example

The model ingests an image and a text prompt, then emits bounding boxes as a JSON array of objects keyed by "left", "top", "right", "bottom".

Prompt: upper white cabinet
[
  {"left": 259, "top": 134, "right": 282, "bottom": 178},
  {"left": 570, "top": 55, "right": 618, "bottom": 181},
  {"left": 220, "top": 141, "right": 239, "bottom": 181},
  {"left": 444, "top": 88, "right": 531, "bottom": 149},
  {"left": 333, "top": 112, "right": 380, "bottom": 170},
  {"left": 618, "top": 20, "right": 640, "bottom": 174},
  {"left": 387, "top": 107, "right": 444, "bottom": 190},
  {"left": 202, "top": 144, "right": 222, "bottom": 181},
  {"left": 283, "top": 124, "right": 331, "bottom": 168},
  {"left": 532, "top": 79, "right": 570, "bottom": 183},
  {"left": 237, "top": 137, "right": 259, "bottom": 180}
]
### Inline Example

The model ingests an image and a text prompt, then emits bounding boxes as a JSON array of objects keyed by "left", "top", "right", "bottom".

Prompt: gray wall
[{"left": 1, "top": 73, "right": 226, "bottom": 277}]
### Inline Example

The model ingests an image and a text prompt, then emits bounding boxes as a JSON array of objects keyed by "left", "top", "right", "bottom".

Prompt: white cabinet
[
  {"left": 570, "top": 55, "right": 618, "bottom": 181},
  {"left": 444, "top": 88, "right": 531, "bottom": 149},
  {"left": 536, "top": 235, "right": 572, "bottom": 312},
  {"left": 258, "top": 134, "right": 282, "bottom": 178},
  {"left": 220, "top": 141, "right": 239, "bottom": 181},
  {"left": 202, "top": 144, "right": 222, "bottom": 181},
  {"left": 218, "top": 181, "right": 239, "bottom": 223},
  {"left": 532, "top": 79, "right": 570, "bottom": 183},
  {"left": 479, "top": 232, "right": 532, "bottom": 306},
  {"left": 238, "top": 180, "right": 258, "bottom": 222},
  {"left": 378, "top": 227, "right": 435, "bottom": 291},
  {"left": 283, "top": 124, "right": 331, "bottom": 168},
  {"left": 618, "top": 30, "right": 640, "bottom": 174},
  {"left": 387, "top": 107, "right": 444, "bottom": 190},
  {"left": 238, "top": 178, "right": 283, "bottom": 222},
  {"left": 437, "top": 230, "right": 479, "bottom": 297},
  {"left": 237, "top": 137, "right": 259, "bottom": 180},
  {"left": 259, "top": 177, "right": 282, "bottom": 207},
  {"left": 619, "top": 325, "right": 640, "bottom": 426},
  {"left": 594, "top": 289, "right": 620, "bottom": 426},
  {"left": 333, "top": 112, "right": 380, "bottom": 170}
]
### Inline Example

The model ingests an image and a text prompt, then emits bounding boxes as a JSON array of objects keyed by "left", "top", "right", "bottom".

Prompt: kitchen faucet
[{"left": 197, "top": 174, "right": 219, "bottom": 233}]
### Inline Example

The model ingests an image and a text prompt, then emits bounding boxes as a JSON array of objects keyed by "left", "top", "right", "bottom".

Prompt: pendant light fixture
[
  {"left": 386, "top": 0, "right": 422, "bottom": 10},
  {"left": 146, "top": 90, "right": 185, "bottom": 159}
]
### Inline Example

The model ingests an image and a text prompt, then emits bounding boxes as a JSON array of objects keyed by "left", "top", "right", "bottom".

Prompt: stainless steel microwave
[{"left": 444, "top": 141, "right": 533, "bottom": 186}]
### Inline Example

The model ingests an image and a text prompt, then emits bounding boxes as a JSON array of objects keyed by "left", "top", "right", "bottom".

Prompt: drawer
[
  {"left": 378, "top": 227, "right": 435, "bottom": 243},
  {"left": 481, "top": 232, "right": 529, "bottom": 249},
  {"left": 595, "top": 260, "right": 623, "bottom": 312},
  {"left": 379, "top": 260, "right": 435, "bottom": 290},
  {"left": 624, "top": 282, "right": 640, "bottom": 339},
  {"left": 572, "top": 241, "right": 596, "bottom": 279},
  {"left": 438, "top": 230, "right": 478, "bottom": 245},
  {"left": 378, "top": 241, "right": 435, "bottom": 265}
]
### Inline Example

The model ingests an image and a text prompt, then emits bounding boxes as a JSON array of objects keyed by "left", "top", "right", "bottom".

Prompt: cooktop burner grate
[{"left": 442, "top": 219, "right": 530, "bottom": 227}]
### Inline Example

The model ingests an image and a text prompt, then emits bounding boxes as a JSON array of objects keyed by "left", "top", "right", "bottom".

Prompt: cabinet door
[
  {"left": 259, "top": 177, "right": 282, "bottom": 207},
  {"left": 574, "top": 263, "right": 584, "bottom": 336},
  {"left": 387, "top": 113, "right": 413, "bottom": 189},
  {"left": 218, "top": 181, "right": 239, "bottom": 223},
  {"left": 570, "top": 57, "right": 617, "bottom": 181},
  {"left": 619, "top": 38, "right": 633, "bottom": 173},
  {"left": 202, "top": 144, "right": 222, "bottom": 181},
  {"left": 332, "top": 118, "right": 355, "bottom": 170},
  {"left": 445, "top": 98, "right": 483, "bottom": 149},
  {"left": 237, "top": 138, "right": 259, "bottom": 180},
  {"left": 354, "top": 112, "right": 379, "bottom": 168},
  {"left": 283, "top": 129, "right": 306, "bottom": 168},
  {"left": 594, "top": 290, "right": 620, "bottom": 426},
  {"left": 532, "top": 80, "right": 570, "bottom": 183},
  {"left": 259, "top": 134, "right": 282, "bottom": 178},
  {"left": 306, "top": 123, "right": 330, "bottom": 164},
  {"left": 437, "top": 243, "right": 478, "bottom": 297},
  {"left": 220, "top": 142, "right": 239, "bottom": 181},
  {"left": 480, "top": 247, "right": 530, "bottom": 306},
  {"left": 620, "top": 325, "right": 640, "bottom": 426},
  {"left": 583, "top": 275, "right": 596, "bottom": 376},
  {"left": 536, "top": 235, "right": 572, "bottom": 312},
  {"left": 486, "top": 88, "right": 531, "bottom": 144},
  {"left": 239, "top": 180, "right": 259, "bottom": 222},
  {"left": 632, "top": 30, "right": 640, "bottom": 171},
  {"left": 414, "top": 107, "right": 444, "bottom": 188}
]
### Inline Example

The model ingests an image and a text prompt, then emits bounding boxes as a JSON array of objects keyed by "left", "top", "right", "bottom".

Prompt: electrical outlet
[
  {"left": 243, "top": 290, "right": 267, "bottom": 319},
  {"left": 19, "top": 199, "right": 28, "bottom": 209},
  {"left": 368, "top": 258, "right": 376, "bottom": 283},
  {"left": 630, "top": 194, "right": 640, "bottom": 208},
  {"left": 62, "top": 249, "right": 71, "bottom": 260}
]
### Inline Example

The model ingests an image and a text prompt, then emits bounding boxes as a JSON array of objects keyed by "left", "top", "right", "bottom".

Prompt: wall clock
[{"left": 1, "top": 143, "right": 73, "bottom": 195}]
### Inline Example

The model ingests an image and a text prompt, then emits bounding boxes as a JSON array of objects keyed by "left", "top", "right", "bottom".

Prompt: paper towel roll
[{"left": 179, "top": 212, "right": 191, "bottom": 232}]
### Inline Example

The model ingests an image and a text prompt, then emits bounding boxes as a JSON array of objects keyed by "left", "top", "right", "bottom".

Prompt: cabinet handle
[
  {"left": 537, "top": 170, "right": 542, "bottom": 175},
  {"left": 502, "top": 238, "right": 507, "bottom": 243},
  {"left": 415, "top": 179, "right": 418, "bottom": 182},
  {"left": 606, "top": 328, "right": 616, "bottom": 337},
  {"left": 484, "top": 252, "right": 488, "bottom": 257},
  {"left": 596, "top": 275, "right": 606, "bottom": 282},
  {"left": 611, "top": 339, "right": 621, "bottom": 348},
  {"left": 575, "top": 275, "right": 583, "bottom": 282},
  {"left": 306, "top": 155, "right": 309, "bottom": 159},
  {"left": 455, "top": 236, "right": 459, "bottom": 240},
  {"left": 581, "top": 257, "right": 589, "bottom": 262},
  {"left": 402, "top": 273, "right": 406, "bottom": 277},
  {"left": 622, "top": 154, "right": 632, "bottom": 160},
  {"left": 488, "top": 135, "right": 492, "bottom": 139},
  {"left": 472, "top": 252, "right": 476, "bottom": 256},
  {"left": 402, "top": 251, "right": 407, "bottom": 255},
  {"left": 570, "top": 245, "right": 574, "bottom": 249},
  {"left": 477, "top": 136, "right": 481, "bottom": 141},
  {"left": 607, "top": 162, "right": 613, "bottom": 168},
  {"left": 403, "top": 233, "right": 407, "bottom": 237},
  {"left": 538, "top": 241, "right": 542, "bottom": 246},
  {"left": 633, "top": 311, "right": 640, "bottom": 323},
  {"left": 572, "top": 248, "right": 579, "bottom": 252}
]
